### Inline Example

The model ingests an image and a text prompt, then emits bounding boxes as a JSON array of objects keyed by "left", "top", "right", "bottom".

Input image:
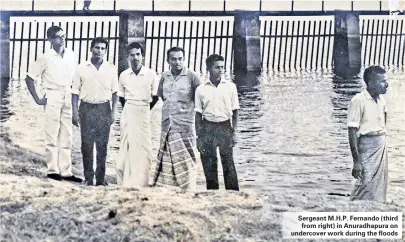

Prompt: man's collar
[
  {"left": 204, "top": 77, "right": 228, "bottom": 85},
  {"left": 363, "top": 90, "right": 378, "bottom": 100},
  {"left": 129, "top": 65, "right": 145, "bottom": 75}
]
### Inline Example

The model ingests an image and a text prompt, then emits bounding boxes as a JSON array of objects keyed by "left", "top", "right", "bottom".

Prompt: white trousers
[{"left": 44, "top": 89, "right": 73, "bottom": 177}]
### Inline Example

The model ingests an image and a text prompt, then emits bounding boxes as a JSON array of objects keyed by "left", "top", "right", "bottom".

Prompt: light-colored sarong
[
  {"left": 153, "top": 130, "right": 197, "bottom": 190},
  {"left": 116, "top": 102, "right": 152, "bottom": 188},
  {"left": 351, "top": 134, "right": 388, "bottom": 202}
]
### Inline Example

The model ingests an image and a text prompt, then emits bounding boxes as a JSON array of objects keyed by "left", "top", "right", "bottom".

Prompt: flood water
[{"left": 1, "top": 68, "right": 404, "bottom": 204}]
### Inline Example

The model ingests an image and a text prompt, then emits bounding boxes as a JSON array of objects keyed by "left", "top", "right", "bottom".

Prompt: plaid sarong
[{"left": 152, "top": 129, "right": 197, "bottom": 190}]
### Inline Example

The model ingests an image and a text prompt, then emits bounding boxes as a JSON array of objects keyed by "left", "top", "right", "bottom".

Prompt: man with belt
[
  {"left": 152, "top": 47, "right": 201, "bottom": 191},
  {"left": 25, "top": 26, "right": 82, "bottom": 182},
  {"left": 195, "top": 54, "right": 240, "bottom": 191},
  {"left": 72, "top": 37, "right": 118, "bottom": 186},
  {"left": 348, "top": 65, "right": 389, "bottom": 202}
]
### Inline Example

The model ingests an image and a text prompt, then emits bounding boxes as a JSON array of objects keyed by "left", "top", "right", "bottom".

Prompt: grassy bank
[{"left": 0, "top": 139, "right": 404, "bottom": 241}]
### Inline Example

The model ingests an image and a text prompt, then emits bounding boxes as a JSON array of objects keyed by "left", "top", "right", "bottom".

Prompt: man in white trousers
[{"left": 25, "top": 26, "right": 82, "bottom": 182}]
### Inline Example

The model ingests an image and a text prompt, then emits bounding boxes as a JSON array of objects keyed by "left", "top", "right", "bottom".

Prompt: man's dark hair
[
  {"left": 46, "top": 26, "right": 63, "bottom": 39},
  {"left": 127, "top": 42, "right": 145, "bottom": 56},
  {"left": 206, "top": 54, "right": 224, "bottom": 70},
  {"left": 90, "top": 37, "right": 109, "bottom": 49},
  {"left": 166, "top": 47, "right": 185, "bottom": 58},
  {"left": 363, "top": 65, "right": 386, "bottom": 86}
]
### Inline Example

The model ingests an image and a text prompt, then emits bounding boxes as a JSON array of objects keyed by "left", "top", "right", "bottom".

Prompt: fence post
[
  {"left": 233, "top": 11, "right": 261, "bottom": 75},
  {"left": 118, "top": 11, "right": 145, "bottom": 75},
  {"left": 333, "top": 10, "right": 361, "bottom": 77},
  {"left": 0, "top": 12, "right": 10, "bottom": 81}
]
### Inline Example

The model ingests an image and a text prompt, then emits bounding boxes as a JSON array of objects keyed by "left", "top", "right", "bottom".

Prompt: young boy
[{"left": 194, "top": 54, "right": 240, "bottom": 191}]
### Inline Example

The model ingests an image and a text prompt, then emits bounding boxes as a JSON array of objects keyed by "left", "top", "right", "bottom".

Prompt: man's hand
[
  {"left": 352, "top": 161, "right": 364, "bottom": 180},
  {"left": 72, "top": 111, "right": 80, "bottom": 127},
  {"left": 35, "top": 96, "right": 47, "bottom": 105},
  {"left": 110, "top": 112, "right": 116, "bottom": 125},
  {"left": 230, "top": 132, "right": 237, "bottom": 147},
  {"left": 197, "top": 137, "right": 204, "bottom": 154}
]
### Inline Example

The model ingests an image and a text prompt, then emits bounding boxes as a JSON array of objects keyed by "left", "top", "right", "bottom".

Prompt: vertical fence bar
[
  {"left": 162, "top": 22, "right": 168, "bottom": 73},
  {"left": 107, "top": 21, "right": 112, "bottom": 61},
  {"left": 300, "top": 21, "right": 306, "bottom": 69},
  {"left": 397, "top": 20, "right": 404, "bottom": 66},
  {"left": 225, "top": 20, "right": 230, "bottom": 71},
  {"left": 379, "top": 1, "right": 382, "bottom": 11},
  {"left": 101, "top": 21, "right": 105, "bottom": 37},
  {"left": 288, "top": 21, "right": 295, "bottom": 71},
  {"left": 32, "top": 0, "right": 35, "bottom": 11},
  {"left": 315, "top": 20, "right": 321, "bottom": 69},
  {"left": 78, "top": 22, "right": 83, "bottom": 63},
  {"left": 177, "top": 21, "right": 181, "bottom": 46},
  {"left": 272, "top": 20, "right": 278, "bottom": 70},
  {"left": 34, "top": 22, "right": 39, "bottom": 61},
  {"left": 114, "top": 0, "right": 116, "bottom": 11},
  {"left": 320, "top": 20, "right": 326, "bottom": 69},
  {"left": 94, "top": 22, "right": 98, "bottom": 38},
  {"left": 326, "top": 20, "right": 332, "bottom": 69},
  {"left": 219, "top": 21, "right": 224, "bottom": 56},
  {"left": 26, "top": 22, "right": 32, "bottom": 74},
  {"left": 194, "top": 21, "right": 199, "bottom": 71},
  {"left": 114, "top": 21, "right": 118, "bottom": 65},
  {"left": 183, "top": 21, "right": 187, "bottom": 49},
  {"left": 402, "top": 21, "right": 405, "bottom": 66},
  {"left": 86, "top": 22, "right": 90, "bottom": 61},
  {"left": 144, "top": 21, "right": 149, "bottom": 66},
  {"left": 283, "top": 21, "right": 289, "bottom": 71},
  {"left": 188, "top": 21, "right": 193, "bottom": 68},
  {"left": 278, "top": 21, "right": 284, "bottom": 70},
  {"left": 368, "top": 19, "right": 375, "bottom": 66},
  {"left": 18, "top": 22, "right": 24, "bottom": 79},
  {"left": 291, "top": 0, "right": 294, "bottom": 11},
  {"left": 310, "top": 21, "right": 316, "bottom": 70},
  {"left": 360, "top": 19, "right": 365, "bottom": 62},
  {"left": 322, "top": 1, "right": 324, "bottom": 11},
  {"left": 170, "top": 21, "right": 174, "bottom": 48},
  {"left": 378, "top": 20, "right": 384, "bottom": 65},
  {"left": 155, "top": 21, "right": 162, "bottom": 72},
  {"left": 213, "top": 21, "right": 218, "bottom": 54},
  {"left": 383, "top": 20, "right": 388, "bottom": 66},
  {"left": 373, "top": 20, "right": 380, "bottom": 65},
  {"left": 200, "top": 21, "right": 205, "bottom": 71},
  {"left": 152, "top": 0, "right": 155, "bottom": 11},
  {"left": 392, "top": 20, "right": 399, "bottom": 66},
  {"left": 65, "top": 22, "right": 69, "bottom": 48},
  {"left": 294, "top": 21, "right": 300, "bottom": 70},
  {"left": 223, "top": 0, "right": 226, "bottom": 11},
  {"left": 266, "top": 20, "right": 273, "bottom": 70},
  {"left": 260, "top": 0, "right": 262, "bottom": 12},
  {"left": 387, "top": 19, "right": 394, "bottom": 67},
  {"left": 42, "top": 22, "right": 47, "bottom": 53},
  {"left": 363, "top": 19, "right": 370, "bottom": 66},
  {"left": 207, "top": 21, "right": 212, "bottom": 58},
  {"left": 351, "top": 1, "right": 354, "bottom": 11},
  {"left": 72, "top": 22, "right": 76, "bottom": 52},
  {"left": 189, "top": 0, "right": 191, "bottom": 11},
  {"left": 149, "top": 21, "right": 154, "bottom": 69},
  {"left": 261, "top": 20, "right": 267, "bottom": 68},
  {"left": 305, "top": 21, "right": 311, "bottom": 70}
]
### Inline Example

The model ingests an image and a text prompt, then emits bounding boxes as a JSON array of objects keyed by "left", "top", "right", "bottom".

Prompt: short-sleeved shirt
[
  {"left": 347, "top": 90, "right": 387, "bottom": 136},
  {"left": 27, "top": 48, "right": 76, "bottom": 91},
  {"left": 72, "top": 61, "right": 118, "bottom": 103},
  {"left": 118, "top": 66, "right": 159, "bottom": 105},
  {"left": 157, "top": 67, "right": 201, "bottom": 133},
  {"left": 194, "top": 79, "right": 240, "bottom": 123}
]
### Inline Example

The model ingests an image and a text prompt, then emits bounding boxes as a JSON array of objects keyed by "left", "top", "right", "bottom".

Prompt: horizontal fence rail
[
  {"left": 260, "top": 16, "right": 335, "bottom": 71},
  {"left": 360, "top": 16, "right": 405, "bottom": 67},
  {"left": 144, "top": 17, "right": 233, "bottom": 74}
]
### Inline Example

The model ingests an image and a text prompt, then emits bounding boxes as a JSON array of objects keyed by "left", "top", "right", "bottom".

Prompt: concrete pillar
[
  {"left": 233, "top": 11, "right": 261, "bottom": 74},
  {"left": 118, "top": 11, "right": 145, "bottom": 75},
  {"left": 333, "top": 11, "right": 361, "bottom": 78},
  {"left": 0, "top": 12, "right": 10, "bottom": 81}
]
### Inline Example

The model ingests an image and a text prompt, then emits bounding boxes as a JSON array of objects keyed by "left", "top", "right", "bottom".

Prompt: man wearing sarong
[
  {"left": 116, "top": 42, "right": 159, "bottom": 188},
  {"left": 348, "top": 65, "right": 389, "bottom": 202},
  {"left": 152, "top": 47, "right": 201, "bottom": 191},
  {"left": 195, "top": 54, "right": 240, "bottom": 191},
  {"left": 25, "top": 26, "right": 82, "bottom": 183},
  {"left": 72, "top": 37, "right": 118, "bottom": 186}
]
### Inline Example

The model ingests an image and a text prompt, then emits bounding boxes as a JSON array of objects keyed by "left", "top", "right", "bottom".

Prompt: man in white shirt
[
  {"left": 116, "top": 42, "right": 159, "bottom": 188},
  {"left": 25, "top": 26, "right": 82, "bottom": 182},
  {"left": 195, "top": 54, "right": 240, "bottom": 191},
  {"left": 72, "top": 37, "right": 118, "bottom": 186},
  {"left": 347, "top": 65, "right": 389, "bottom": 202}
]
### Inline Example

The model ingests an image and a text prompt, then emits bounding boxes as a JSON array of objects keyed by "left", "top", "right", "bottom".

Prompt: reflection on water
[{"left": 1, "top": 69, "right": 404, "bottom": 203}]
